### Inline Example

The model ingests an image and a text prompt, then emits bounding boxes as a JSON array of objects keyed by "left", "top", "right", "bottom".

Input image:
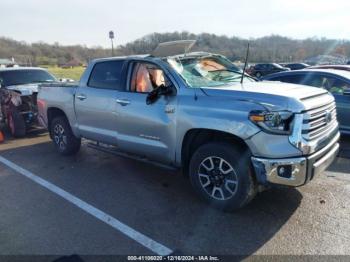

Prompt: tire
[
  {"left": 189, "top": 142, "right": 257, "bottom": 211},
  {"left": 50, "top": 116, "right": 81, "bottom": 155},
  {"left": 255, "top": 72, "right": 262, "bottom": 78},
  {"left": 7, "top": 106, "right": 26, "bottom": 138}
]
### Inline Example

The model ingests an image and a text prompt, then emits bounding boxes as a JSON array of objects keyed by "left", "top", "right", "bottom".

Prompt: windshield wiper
[
  {"left": 211, "top": 69, "right": 254, "bottom": 82},
  {"left": 32, "top": 79, "right": 54, "bottom": 83},
  {"left": 211, "top": 69, "right": 242, "bottom": 74}
]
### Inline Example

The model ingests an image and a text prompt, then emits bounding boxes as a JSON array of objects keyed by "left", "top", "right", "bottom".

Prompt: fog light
[{"left": 277, "top": 165, "right": 292, "bottom": 178}]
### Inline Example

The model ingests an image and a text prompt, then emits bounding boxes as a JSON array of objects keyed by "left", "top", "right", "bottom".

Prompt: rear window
[{"left": 88, "top": 60, "right": 124, "bottom": 90}]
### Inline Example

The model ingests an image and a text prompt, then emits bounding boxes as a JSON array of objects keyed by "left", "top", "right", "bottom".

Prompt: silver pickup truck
[{"left": 38, "top": 41, "right": 340, "bottom": 211}]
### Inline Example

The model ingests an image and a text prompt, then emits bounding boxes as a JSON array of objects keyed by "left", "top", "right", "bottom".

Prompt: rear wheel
[
  {"left": 189, "top": 142, "right": 257, "bottom": 211},
  {"left": 51, "top": 116, "right": 81, "bottom": 155},
  {"left": 7, "top": 106, "right": 26, "bottom": 138}
]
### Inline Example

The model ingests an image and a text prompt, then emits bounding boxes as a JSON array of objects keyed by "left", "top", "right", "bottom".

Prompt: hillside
[{"left": 1, "top": 32, "right": 349, "bottom": 65}]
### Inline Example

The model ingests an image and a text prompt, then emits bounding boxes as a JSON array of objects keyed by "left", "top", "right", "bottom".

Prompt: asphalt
[{"left": 0, "top": 129, "right": 349, "bottom": 259}]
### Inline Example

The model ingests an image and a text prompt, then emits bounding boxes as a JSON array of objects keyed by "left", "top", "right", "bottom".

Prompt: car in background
[
  {"left": 284, "top": 63, "right": 310, "bottom": 70},
  {"left": 308, "top": 65, "right": 350, "bottom": 72},
  {"left": 0, "top": 67, "right": 57, "bottom": 137},
  {"left": 250, "top": 63, "right": 290, "bottom": 78},
  {"left": 262, "top": 69, "right": 350, "bottom": 134}
]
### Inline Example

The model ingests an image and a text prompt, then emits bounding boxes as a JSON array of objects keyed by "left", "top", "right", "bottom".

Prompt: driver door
[{"left": 116, "top": 61, "right": 177, "bottom": 164}]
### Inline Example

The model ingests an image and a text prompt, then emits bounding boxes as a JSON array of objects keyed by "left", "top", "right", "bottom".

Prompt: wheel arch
[{"left": 180, "top": 128, "right": 251, "bottom": 174}]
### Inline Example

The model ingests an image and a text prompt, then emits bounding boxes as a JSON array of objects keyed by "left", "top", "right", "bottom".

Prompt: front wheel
[
  {"left": 51, "top": 116, "right": 81, "bottom": 155},
  {"left": 189, "top": 142, "right": 257, "bottom": 211}
]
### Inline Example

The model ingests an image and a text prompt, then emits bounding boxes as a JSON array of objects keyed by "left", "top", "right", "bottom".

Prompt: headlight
[{"left": 249, "top": 110, "right": 294, "bottom": 135}]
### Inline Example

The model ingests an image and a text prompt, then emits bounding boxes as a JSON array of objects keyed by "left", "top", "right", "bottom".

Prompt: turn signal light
[{"left": 249, "top": 115, "right": 265, "bottom": 122}]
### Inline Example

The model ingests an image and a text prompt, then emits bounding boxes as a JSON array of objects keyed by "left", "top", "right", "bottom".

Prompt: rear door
[
  {"left": 115, "top": 60, "right": 177, "bottom": 164},
  {"left": 74, "top": 60, "right": 125, "bottom": 144}
]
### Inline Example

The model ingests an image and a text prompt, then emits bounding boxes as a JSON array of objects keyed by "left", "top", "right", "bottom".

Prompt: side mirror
[
  {"left": 159, "top": 84, "right": 174, "bottom": 96},
  {"left": 146, "top": 84, "right": 175, "bottom": 105}
]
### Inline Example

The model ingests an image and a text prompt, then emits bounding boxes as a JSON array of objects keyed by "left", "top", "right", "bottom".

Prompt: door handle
[
  {"left": 76, "top": 94, "right": 87, "bottom": 101},
  {"left": 116, "top": 99, "right": 130, "bottom": 106}
]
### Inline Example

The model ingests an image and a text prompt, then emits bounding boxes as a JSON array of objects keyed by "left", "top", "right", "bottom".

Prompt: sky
[{"left": 1, "top": 0, "right": 349, "bottom": 48}]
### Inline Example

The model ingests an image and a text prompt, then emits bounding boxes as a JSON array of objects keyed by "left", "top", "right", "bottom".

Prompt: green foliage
[{"left": 47, "top": 66, "right": 85, "bottom": 81}]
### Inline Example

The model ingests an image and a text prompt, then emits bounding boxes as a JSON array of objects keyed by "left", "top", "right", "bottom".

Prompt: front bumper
[{"left": 251, "top": 132, "right": 340, "bottom": 187}]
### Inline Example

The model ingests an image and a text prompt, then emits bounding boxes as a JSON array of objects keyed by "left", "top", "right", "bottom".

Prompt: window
[
  {"left": 323, "top": 77, "right": 350, "bottom": 95},
  {"left": 88, "top": 60, "right": 124, "bottom": 90},
  {"left": 278, "top": 74, "right": 303, "bottom": 84},
  {"left": 301, "top": 74, "right": 324, "bottom": 87},
  {"left": 130, "top": 62, "right": 168, "bottom": 93},
  {"left": 294, "top": 74, "right": 350, "bottom": 94}
]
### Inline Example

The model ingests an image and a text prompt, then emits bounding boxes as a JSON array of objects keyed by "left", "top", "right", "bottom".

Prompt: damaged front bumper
[{"left": 251, "top": 132, "right": 340, "bottom": 187}]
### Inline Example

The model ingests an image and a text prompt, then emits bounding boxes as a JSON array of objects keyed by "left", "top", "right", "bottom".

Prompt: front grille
[{"left": 302, "top": 101, "right": 338, "bottom": 141}]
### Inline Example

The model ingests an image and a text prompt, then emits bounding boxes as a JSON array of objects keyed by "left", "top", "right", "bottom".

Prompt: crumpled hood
[
  {"left": 201, "top": 81, "right": 330, "bottom": 112},
  {"left": 6, "top": 83, "right": 39, "bottom": 96}
]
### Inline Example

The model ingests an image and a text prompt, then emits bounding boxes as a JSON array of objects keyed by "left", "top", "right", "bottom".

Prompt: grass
[{"left": 46, "top": 66, "right": 85, "bottom": 81}]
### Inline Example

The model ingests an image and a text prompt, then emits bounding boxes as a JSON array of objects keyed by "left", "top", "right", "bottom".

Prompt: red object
[{"left": 0, "top": 131, "right": 4, "bottom": 143}]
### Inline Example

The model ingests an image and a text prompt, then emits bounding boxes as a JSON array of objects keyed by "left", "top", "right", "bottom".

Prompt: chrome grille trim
[{"left": 302, "top": 101, "right": 338, "bottom": 141}]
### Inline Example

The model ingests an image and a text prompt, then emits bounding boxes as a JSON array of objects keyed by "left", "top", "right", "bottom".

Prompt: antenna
[{"left": 240, "top": 43, "right": 250, "bottom": 84}]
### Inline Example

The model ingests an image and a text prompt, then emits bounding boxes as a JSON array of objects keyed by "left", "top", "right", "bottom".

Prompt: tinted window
[
  {"left": 323, "top": 77, "right": 350, "bottom": 95},
  {"left": 88, "top": 60, "right": 124, "bottom": 90},
  {"left": 277, "top": 74, "right": 303, "bottom": 84},
  {"left": 291, "top": 73, "right": 350, "bottom": 94},
  {"left": 286, "top": 64, "right": 298, "bottom": 70},
  {"left": 0, "top": 69, "right": 56, "bottom": 87},
  {"left": 299, "top": 74, "right": 324, "bottom": 87}
]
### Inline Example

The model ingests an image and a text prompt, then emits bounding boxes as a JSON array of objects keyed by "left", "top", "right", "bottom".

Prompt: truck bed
[{"left": 38, "top": 83, "right": 78, "bottom": 129}]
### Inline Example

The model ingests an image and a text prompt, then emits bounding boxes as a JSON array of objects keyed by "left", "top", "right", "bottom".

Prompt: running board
[{"left": 87, "top": 142, "right": 178, "bottom": 171}]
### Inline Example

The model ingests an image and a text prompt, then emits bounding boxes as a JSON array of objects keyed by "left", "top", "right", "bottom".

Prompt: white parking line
[{"left": 0, "top": 155, "right": 173, "bottom": 256}]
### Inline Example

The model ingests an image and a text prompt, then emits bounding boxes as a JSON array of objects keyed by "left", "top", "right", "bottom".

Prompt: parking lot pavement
[{"left": 0, "top": 130, "right": 350, "bottom": 256}]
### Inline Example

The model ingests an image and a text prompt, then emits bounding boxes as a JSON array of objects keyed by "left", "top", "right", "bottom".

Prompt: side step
[{"left": 87, "top": 142, "right": 178, "bottom": 171}]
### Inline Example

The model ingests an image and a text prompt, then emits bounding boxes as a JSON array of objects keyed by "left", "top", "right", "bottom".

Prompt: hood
[
  {"left": 201, "top": 81, "right": 331, "bottom": 112},
  {"left": 152, "top": 40, "right": 196, "bottom": 57},
  {"left": 6, "top": 83, "right": 39, "bottom": 96}
]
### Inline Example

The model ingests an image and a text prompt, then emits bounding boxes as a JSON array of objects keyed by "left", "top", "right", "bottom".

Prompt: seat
[
  {"left": 136, "top": 64, "right": 153, "bottom": 93},
  {"left": 149, "top": 69, "right": 165, "bottom": 87}
]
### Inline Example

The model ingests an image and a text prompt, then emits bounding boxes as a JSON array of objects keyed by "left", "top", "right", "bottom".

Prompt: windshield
[
  {"left": 0, "top": 69, "right": 56, "bottom": 87},
  {"left": 166, "top": 56, "right": 256, "bottom": 88}
]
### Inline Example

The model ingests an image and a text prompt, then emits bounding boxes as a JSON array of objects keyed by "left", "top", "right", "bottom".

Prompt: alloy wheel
[
  {"left": 53, "top": 124, "right": 67, "bottom": 150},
  {"left": 197, "top": 156, "right": 238, "bottom": 200}
]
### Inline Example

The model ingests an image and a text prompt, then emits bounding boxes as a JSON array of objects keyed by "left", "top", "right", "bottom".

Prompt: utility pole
[{"left": 109, "top": 31, "right": 115, "bottom": 56}]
